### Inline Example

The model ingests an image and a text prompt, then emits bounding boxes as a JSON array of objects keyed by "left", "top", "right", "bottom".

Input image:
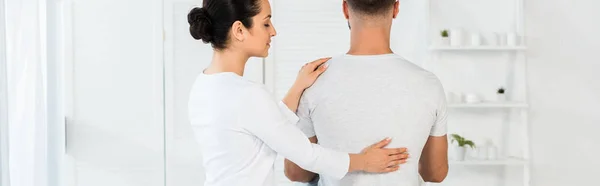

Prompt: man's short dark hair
[{"left": 346, "top": 0, "right": 396, "bottom": 15}]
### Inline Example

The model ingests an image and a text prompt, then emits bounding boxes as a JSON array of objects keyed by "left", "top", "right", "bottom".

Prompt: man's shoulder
[{"left": 330, "top": 54, "right": 432, "bottom": 74}]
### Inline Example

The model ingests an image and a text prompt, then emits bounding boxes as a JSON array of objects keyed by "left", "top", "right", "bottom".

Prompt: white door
[
  {"left": 64, "top": 0, "right": 166, "bottom": 186},
  {"left": 162, "top": 1, "right": 264, "bottom": 186}
]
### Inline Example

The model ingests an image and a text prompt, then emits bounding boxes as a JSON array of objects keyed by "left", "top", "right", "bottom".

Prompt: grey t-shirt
[{"left": 296, "top": 54, "right": 448, "bottom": 186}]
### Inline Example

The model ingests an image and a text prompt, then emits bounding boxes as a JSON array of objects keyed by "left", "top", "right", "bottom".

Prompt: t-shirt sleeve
[
  {"left": 240, "top": 87, "right": 349, "bottom": 179},
  {"left": 296, "top": 93, "right": 316, "bottom": 138},
  {"left": 430, "top": 82, "right": 448, "bottom": 137}
]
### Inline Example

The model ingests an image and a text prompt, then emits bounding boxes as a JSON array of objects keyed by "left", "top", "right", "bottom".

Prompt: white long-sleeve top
[{"left": 188, "top": 72, "right": 350, "bottom": 186}]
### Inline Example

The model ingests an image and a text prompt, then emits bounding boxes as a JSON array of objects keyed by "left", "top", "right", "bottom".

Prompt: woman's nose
[{"left": 271, "top": 27, "right": 277, "bottom": 37}]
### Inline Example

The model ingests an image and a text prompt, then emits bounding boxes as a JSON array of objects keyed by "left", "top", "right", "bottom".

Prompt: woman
[{"left": 187, "top": 0, "right": 408, "bottom": 185}]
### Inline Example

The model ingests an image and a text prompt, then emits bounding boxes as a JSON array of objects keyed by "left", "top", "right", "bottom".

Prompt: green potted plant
[
  {"left": 497, "top": 87, "right": 506, "bottom": 102},
  {"left": 451, "top": 134, "right": 475, "bottom": 161},
  {"left": 440, "top": 30, "right": 450, "bottom": 46}
]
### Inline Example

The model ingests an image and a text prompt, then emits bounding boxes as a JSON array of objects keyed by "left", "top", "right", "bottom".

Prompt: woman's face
[{"left": 243, "top": 0, "right": 276, "bottom": 58}]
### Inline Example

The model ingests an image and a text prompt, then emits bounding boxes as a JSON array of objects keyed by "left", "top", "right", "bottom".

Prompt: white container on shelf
[
  {"left": 507, "top": 32, "right": 518, "bottom": 46},
  {"left": 450, "top": 29, "right": 464, "bottom": 46},
  {"left": 471, "top": 33, "right": 482, "bottom": 46},
  {"left": 477, "top": 146, "right": 489, "bottom": 160},
  {"left": 446, "top": 92, "right": 462, "bottom": 103},
  {"left": 486, "top": 33, "right": 499, "bottom": 46},
  {"left": 499, "top": 33, "right": 508, "bottom": 46},
  {"left": 485, "top": 140, "right": 498, "bottom": 160},
  {"left": 464, "top": 93, "right": 481, "bottom": 103}
]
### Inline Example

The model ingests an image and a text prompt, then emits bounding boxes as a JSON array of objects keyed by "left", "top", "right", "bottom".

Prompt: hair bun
[{"left": 188, "top": 7, "right": 213, "bottom": 43}]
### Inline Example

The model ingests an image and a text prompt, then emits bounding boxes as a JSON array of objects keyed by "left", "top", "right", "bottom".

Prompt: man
[{"left": 284, "top": 0, "right": 449, "bottom": 186}]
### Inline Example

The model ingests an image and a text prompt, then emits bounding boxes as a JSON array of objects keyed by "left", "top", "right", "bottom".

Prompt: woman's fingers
[
  {"left": 382, "top": 165, "right": 400, "bottom": 173},
  {"left": 381, "top": 160, "right": 405, "bottom": 173},
  {"left": 294, "top": 57, "right": 332, "bottom": 89},
  {"left": 369, "top": 137, "right": 392, "bottom": 149},
  {"left": 385, "top": 147, "right": 407, "bottom": 155},
  {"left": 310, "top": 57, "right": 331, "bottom": 67},
  {"left": 311, "top": 63, "right": 328, "bottom": 77},
  {"left": 387, "top": 160, "right": 404, "bottom": 167},
  {"left": 389, "top": 153, "right": 409, "bottom": 161},
  {"left": 359, "top": 139, "right": 410, "bottom": 173},
  {"left": 302, "top": 57, "right": 330, "bottom": 73}
]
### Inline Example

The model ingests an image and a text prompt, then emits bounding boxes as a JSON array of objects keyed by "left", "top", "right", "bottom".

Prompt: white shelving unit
[
  {"left": 425, "top": 0, "right": 530, "bottom": 186},
  {"left": 429, "top": 46, "right": 527, "bottom": 51},
  {"left": 448, "top": 102, "right": 529, "bottom": 109},
  {"left": 450, "top": 158, "right": 528, "bottom": 166}
]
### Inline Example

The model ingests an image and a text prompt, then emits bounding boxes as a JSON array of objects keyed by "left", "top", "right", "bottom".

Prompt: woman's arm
[
  {"left": 282, "top": 84, "right": 305, "bottom": 113},
  {"left": 284, "top": 136, "right": 319, "bottom": 182},
  {"left": 281, "top": 58, "right": 329, "bottom": 112}
]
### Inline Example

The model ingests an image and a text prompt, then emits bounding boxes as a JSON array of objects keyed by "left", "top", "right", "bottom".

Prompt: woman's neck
[{"left": 204, "top": 49, "right": 249, "bottom": 76}]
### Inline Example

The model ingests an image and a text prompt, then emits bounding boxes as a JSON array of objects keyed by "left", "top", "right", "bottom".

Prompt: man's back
[{"left": 296, "top": 54, "right": 448, "bottom": 186}]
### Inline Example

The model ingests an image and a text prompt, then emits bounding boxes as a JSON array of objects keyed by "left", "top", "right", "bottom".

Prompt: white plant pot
[
  {"left": 454, "top": 146, "right": 467, "bottom": 161},
  {"left": 441, "top": 37, "right": 450, "bottom": 46},
  {"left": 497, "top": 94, "right": 506, "bottom": 102}
]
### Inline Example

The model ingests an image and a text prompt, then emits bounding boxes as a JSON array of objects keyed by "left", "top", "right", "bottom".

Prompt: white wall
[
  {"left": 526, "top": 0, "right": 600, "bottom": 185},
  {"left": 65, "top": 0, "right": 165, "bottom": 186}
]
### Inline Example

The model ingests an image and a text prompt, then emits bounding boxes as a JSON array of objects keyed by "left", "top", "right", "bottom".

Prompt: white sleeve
[
  {"left": 241, "top": 87, "right": 349, "bottom": 179},
  {"left": 296, "top": 93, "right": 316, "bottom": 138},
  {"left": 277, "top": 101, "right": 301, "bottom": 124},
  {"left": 430, "top": 84, "right": 448, "bottom": 137}
]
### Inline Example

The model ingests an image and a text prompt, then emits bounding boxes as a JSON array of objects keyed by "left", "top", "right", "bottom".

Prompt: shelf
[
  {"left": 429, "top": 46, "right": 527, "bottom": 51},
  {"left": 448, "top": 102, "right": 529, "bottom": 109},
  {"left": 450, "top": 158, "right": 528, "bottom": 166}
]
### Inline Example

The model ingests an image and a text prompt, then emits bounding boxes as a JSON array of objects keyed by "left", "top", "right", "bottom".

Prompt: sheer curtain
[
  {"left": 3, "top": 0, "right": 49, "bottom": 185},
  {"left": 1, "top": 0, "right": 11, "bottom": 184}
]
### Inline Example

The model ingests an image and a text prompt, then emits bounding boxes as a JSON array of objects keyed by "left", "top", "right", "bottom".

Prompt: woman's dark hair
[{"left": 188, "top": 0, "right": 261, "bottom": 50}]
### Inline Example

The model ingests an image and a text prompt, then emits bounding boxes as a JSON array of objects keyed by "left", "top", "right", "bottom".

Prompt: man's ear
[
  {"left": 231, "top": 20, "right": 245, "bottom": 42},
  {"left": 343, "top": 1, "right": 350, "bottom": 19},
  {"left": 393, "top": 1, "right": 400, "bottom": 19}
]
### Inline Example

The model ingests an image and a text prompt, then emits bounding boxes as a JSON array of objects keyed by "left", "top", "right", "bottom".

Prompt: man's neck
[{"left": 347, "top": 26, "right": 393, "bottom": 55}]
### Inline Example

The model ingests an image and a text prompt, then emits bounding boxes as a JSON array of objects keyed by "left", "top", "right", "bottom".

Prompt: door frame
[
  {"left": 46, "top": 0, "right": 69, "bottom": 185},
  {"left": 58, "top": 0, "right": 77, "bottom": 185}
]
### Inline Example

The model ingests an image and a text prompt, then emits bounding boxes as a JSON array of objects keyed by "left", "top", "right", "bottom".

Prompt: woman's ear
[
  {"left": 231, "top": 21, "right": 245, "bottom": 42},
  {"left": 342, "top": 1, "right": 350, "bottom": 19},
  {"left": 393, "top": 1, "right": 400, "bottom": 19}
]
